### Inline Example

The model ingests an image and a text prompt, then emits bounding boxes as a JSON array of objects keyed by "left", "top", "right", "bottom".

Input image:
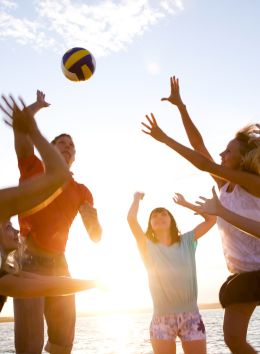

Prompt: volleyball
[{"left": 61, "top": 47, "right": 96, "bottom": 82}]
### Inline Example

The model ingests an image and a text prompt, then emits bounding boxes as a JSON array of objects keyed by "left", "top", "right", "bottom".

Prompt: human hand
[
  {"left": 79, "top": 202, "right": 98, "bottom": 225},
  {"left": 134, "top": 192, "right": 145, "bottom": 201},
  {"left": 172, "top": 192, "right": 188, "bottom": 207},
  {"left": 0, "top": 95, "right": 38, "bottom": 135},
  {"left": 195, "top": 187, "right": 222, "bottom": 216},
  {"left": 141, "top": 113, "right": 168, "bottom": 143},
  {"left": 173, "top": 192, "right": 204, "bottom": 216},
  {"left": 36, "top": 90, "right": 51, "bottom": 108},
  {"left": 161, "top": 76, "right": 184, "bottom": 107}
]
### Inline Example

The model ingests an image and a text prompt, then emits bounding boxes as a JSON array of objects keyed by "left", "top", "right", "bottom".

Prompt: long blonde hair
[{"left": 236, "top": 123, "right": 260, "bottom": 175}]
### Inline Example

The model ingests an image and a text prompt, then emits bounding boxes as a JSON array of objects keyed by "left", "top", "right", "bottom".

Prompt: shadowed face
[
  {"left": 219, "top": 138, "right": 243, "bottom": 169},
  {"left": 0, "top": 220, "right": 19, "bottom": 252},
  {"left": 54, "top": 135, "right": 76, "bottom": 167}
]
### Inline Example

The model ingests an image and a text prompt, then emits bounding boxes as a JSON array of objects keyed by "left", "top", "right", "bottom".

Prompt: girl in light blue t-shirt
[{"left": 127, "top": 192, "right": 216, "bottom": 354}]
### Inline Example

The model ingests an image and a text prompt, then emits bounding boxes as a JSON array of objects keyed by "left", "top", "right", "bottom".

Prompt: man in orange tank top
[{"left": 13, "top": 91, "right": 102, "bottom": 354}]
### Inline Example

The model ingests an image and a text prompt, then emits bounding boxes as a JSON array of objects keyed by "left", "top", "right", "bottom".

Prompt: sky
[{"left": 0, "top": 0, "right": 260, "bottom": 317}]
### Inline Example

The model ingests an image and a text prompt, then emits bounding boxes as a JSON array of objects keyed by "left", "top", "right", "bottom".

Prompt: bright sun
[{"left": 66, "top": 224, "right": 151, "bottom": 314}]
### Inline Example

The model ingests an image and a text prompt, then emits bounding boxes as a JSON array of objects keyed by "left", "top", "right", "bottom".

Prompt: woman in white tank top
[{"left": 141, "top": 76, "right": 260, "bottom": 354}]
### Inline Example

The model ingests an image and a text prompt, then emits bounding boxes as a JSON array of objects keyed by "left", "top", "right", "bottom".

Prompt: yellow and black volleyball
[{"left": 61, "top": 47, "right": 96, "bottom": 82}]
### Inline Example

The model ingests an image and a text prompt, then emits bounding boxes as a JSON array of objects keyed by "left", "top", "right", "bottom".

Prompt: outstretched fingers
[
  {"left": 150, "top": 113, "right": 157, "bottom": 125},
  {"left": 18, "top": 96, "right": 26, "bottom": 110},
  {"left": 141, "top": 113, "right": 157, "bottom": 134},
  {"left": 172, "top": 194, "right": 178, "bottom": 203},
  {"left": 195, "top": 196, "right": 208, "bottom": 207},
  {"left": 1, "top": 95, "right": 13, "bottom": 109},
  {"left": 6, "top": 94, "right": 20, "bottom": 111},
  {"left": 172, "top": 192, "right": 181, "bottom": 200},
  {"left": 36, "top": 89, "right": 51, "bottom": 107},
  {"left": 1, "top": 94, "right": 29, "bottom": 129},
  {"left": 170, "top": 76, "right": 175, "bottom": 92},
  {"left": 211, "top": 186, "right": 218, "bottom": 197},
  {"left": 198, "top": 196, "right": 208, "bottom": 201},
  {"left": 0, "top": 103, "right": 12, "bottom": 119},
  {"left": 141, "top": 122, "right": 151, "bottom": 130},
  {"left": 172, "top": 76, "right": 179, "bottom": 91},
  {"left": 3, "top": 118, "right": 12, "bottom": 127},
  {"left": 0, "top": 96, "right": 15, "bottom": 125},
  {"left": 1, "top": 94, "right": 23, "bottom": 115},
  {"left": 144, "top": 114, "right": 155, "bottom": 126}
]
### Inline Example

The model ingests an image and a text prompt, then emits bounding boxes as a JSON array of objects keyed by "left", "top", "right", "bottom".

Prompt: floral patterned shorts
[{"left": 150, "top": 310, "right": 206, "bottom": 342}]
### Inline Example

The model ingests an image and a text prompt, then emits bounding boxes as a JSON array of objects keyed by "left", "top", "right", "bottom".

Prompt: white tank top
[{"left": 218, "top": 183, "right": 260, "bottom": 273}]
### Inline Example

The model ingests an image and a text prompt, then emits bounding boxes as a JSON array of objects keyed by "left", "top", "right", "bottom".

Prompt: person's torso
[
  {"left": 19, "top": 179, "right": 90, "bottom": 253},
  {"left": 218, "top": 183, "right": 260, "bottom": 273},
  {"left": 146, "top": 231, "right": 198, "bottom": 315},
  {"left": 18, "top": 155, "right": 92, "bottom": 253}
]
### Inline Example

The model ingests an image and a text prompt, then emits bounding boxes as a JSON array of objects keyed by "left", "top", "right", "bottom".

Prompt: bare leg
[
  {"left": 44, "top": 294, "right": 75, "bottom": 354},
  {"left": 14, "top": 297, "right": 44, "bottom": 354},
  {"left": 182, "top": 339, "right": 207, "bottom": 354},
  {"left": 223, "top": 302, "right": 258, "bottom": 354},
  {"left": 151, "top": 338, "right": 176, "bottom": 354}
]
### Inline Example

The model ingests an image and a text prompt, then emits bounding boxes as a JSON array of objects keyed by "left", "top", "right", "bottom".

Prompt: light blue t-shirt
[{"left": 146, "top": 230, "right": 198, "bottom": 315}]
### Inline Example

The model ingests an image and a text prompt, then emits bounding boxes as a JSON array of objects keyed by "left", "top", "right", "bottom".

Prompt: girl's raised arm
[{"left": 127, "top": 192, "right": 147, "bottom": 261}]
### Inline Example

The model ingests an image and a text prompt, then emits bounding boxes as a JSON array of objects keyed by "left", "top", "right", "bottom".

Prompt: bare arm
[
  {"left": 173, "top": 192, "right": 202, "bottom": 214},
  {"left": 192, "top": 215, "right": 216, "bottom": 240},
  {"left": 0, "top": 96, "right": 70, "bottom": 221},
  {"left": 0, "top": 273, "right": 98, "bottom": 297},
  {"left": 161, "top": 77, "right": 212, "bottom": 157},
  {"left": 196, "top": 187, "right": 260, "bottom": 239},
  {"left": 12, "top": 90, "right": 50, "bottom": 159},
  {"left": 79, "top": 203, "right": 102, "bottom": 242},
  {"left": 161, "top": 76, "right": 223, "bottom": 187},
  {"left": 173, "top": 192, "right": 216, "bottom": 240},
  {"left": 127, "top": 192, "right": 147, "bottom": 262},
  {"left": 142, "top": 114, "right": 260, "bottom": 197}
]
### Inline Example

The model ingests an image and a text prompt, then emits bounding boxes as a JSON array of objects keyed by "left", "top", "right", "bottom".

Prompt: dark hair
[
  {"left": 51, "top": 133, "right": 73, "bottom": 145},
  {"left": 145, "top": 207, "right": 180, "bottom": 244}
]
